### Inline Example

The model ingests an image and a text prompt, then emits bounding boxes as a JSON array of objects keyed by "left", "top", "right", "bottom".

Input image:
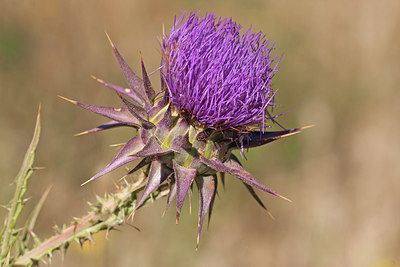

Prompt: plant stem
[
  {"left": 0, "top": 107, "right": 41, "bottom": 265},
  {"left": 14, "top": 177, "right": 169, "bottom": 266}
]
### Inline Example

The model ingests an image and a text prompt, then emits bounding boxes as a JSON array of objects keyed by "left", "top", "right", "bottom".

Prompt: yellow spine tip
[
  {"left": 74, "top": 131, "right": 88, "bottom": 137},
  {"left": 266, "top": 210, "right": 276, "bottom": 220},
  {"left": 300, "top": 125, "right": 315, "bottom": 130},
  {"left": 278, "top": 194, "right": 292, "bottom": 202},
  {"left": 104, "top": 31, "right": 115, "bottom": 48},
  {"left": 57, "top": 95, "right": 77, "bottom": 105},
  {"left": 80, "top": 178, "right": 93, "bottom": 186}
]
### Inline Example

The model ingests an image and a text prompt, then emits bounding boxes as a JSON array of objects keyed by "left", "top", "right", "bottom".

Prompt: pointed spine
[
  {"left": 81, "top": 137, "right": 144, "bottom": 185},
  {"left": 91, "top": 75, "right": 146, "bottom": 107},
  {"left": 106, "top": 32, "right": 150, "bottom": 103},
  {"left": 195, "top": 175, "right": 216, "bottom": 248},
  {"left": 58, "top": 96, "right": 140, "bottom": 127},
  {"left": 172, "top": 161, "right": 197, "bottom": 223},
  {"left": 134, "top": 161, "right": 172, "bottom": 210},
  {"left": 140, "top": 56, "right": 156, "bottom": 100}
]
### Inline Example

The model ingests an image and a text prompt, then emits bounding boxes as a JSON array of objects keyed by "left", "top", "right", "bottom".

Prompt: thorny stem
[{"left": 14, "top": 177, "right": 169, "bottom": 266}]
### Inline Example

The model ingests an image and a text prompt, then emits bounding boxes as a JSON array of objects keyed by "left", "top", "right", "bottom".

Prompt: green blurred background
[{"left": 1, "top": 0, "right": 399, "bottom": 266}]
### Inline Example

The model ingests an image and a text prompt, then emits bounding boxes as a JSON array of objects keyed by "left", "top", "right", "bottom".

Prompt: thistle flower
[{"left": 61, "top": 11, "right": 304, "bottom": 246}]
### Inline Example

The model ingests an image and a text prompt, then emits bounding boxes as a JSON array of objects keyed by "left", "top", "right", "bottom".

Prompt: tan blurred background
[{"left": 1, "top": 0, "right": 399, "bottom": 266}]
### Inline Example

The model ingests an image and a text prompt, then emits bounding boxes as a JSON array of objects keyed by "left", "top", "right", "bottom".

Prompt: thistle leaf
[
  {"left": 0, "top": 106, "right": 41, "bottom": 263},
  {"left": 20, "top": 185, "right": 52, "bottom": 251}
]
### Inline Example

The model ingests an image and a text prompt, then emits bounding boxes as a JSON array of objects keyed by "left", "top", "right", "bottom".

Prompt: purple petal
[
  {"left": 172, "top": 160, "right": 197, "bottom": 223},
  {"left": 163, "top": 12, "right": 280, "bottom": 129},
  {"left": 82, "top": 136, "right": 145, "bottom": 185},
  {"left": 135, "top": 161, "right": 172, "bottom": 210},
  {"left": 195, "top": 175, "right": 216, "bottom": 247}
]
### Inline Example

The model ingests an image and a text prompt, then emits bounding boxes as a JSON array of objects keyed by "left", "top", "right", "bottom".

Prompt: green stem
[
  {"left": 0, "top": 108, "right": 41, "bottom": 264},
  {"left": 14, "top": 178, "right": 169, "bottom": 266}
]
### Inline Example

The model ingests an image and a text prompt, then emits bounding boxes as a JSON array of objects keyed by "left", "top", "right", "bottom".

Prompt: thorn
[
  {"left": 126, "top": 223, "right": 141, "bottom": 232},
  {"left": 109, "top": 143, "right": 126, "bottom": 148},
  {"left": 90, "top": 74, "right": 102, "bottom": 83},
  {"left": 74, "top": 130, "right": 89, "bottom": 136},
  {"left": 127, "top": 210, "right": 135, "bottom": 222},
  {"left": 32, "top": 166, "right": 46, "bottom": 170},
  {"left": 106, "top": 227, "right": 111, "bottom": 240},
  {"left": 58, "top": 95, "right": 78, "bottom": 105},
  {"left": 105, "top": 31, "right": 115, "bottom": 48},
  {"left": 266, "top": 210, "right": 276, "bottom": 220},
  {"left": 0, "top": 205, "right": 10, "bottom": 211},
  {"left": 112, "top": 179, "right": 118, "bottom": 190},
  {"left": 118, "top": 174, "right": 128, "bottom": 182},
  {"left": 88, "top": 232, "right": 95, "bottom": 244},
  {"left": 80, "top": 177, "right": 95, "bottom": 186},
  {"left": 300, "top": 125, "right": 315, "bottom": 130},
  {"left": 196, "top": 235, "right": 200, "bottom": 250},
  {"left": 279, "top": 131, "right": 301, "bottom": 139},
  {"left": 277, "top": 194, "right": 292, "bottom": 202},
  {"left": 37, "top": 103, "right": 41, "bottom": 117}
]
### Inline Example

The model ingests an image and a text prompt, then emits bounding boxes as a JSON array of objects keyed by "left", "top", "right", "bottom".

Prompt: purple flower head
[
  {"left": 61, "top": 11, "right": 305, "bottom": 248},
  {"left": 162, "top": 11, "right": 281, "bottom": 130}
]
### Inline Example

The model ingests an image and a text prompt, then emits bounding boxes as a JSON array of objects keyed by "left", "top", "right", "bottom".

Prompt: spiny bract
[{"left": 62, "top": 11, "right": 304, "bottom": 246}]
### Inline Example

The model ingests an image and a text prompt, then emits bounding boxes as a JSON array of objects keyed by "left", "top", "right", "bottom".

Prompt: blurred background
[{"left": 1, "top": 0, "right": 399, "bottom": 266}]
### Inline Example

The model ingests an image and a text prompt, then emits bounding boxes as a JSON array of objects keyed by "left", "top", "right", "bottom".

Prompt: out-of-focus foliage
[{"left": 1, "top": 0, "right": 399, "bottom": 266}]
